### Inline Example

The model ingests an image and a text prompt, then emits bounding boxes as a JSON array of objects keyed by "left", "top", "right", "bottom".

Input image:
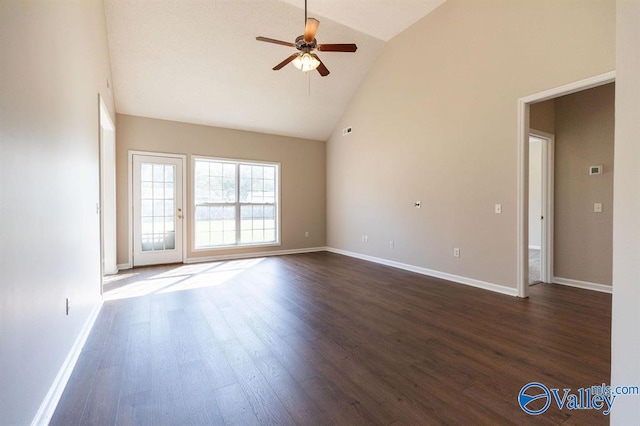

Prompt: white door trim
[
  {"left": 128, "top": 150, "right": 188, "bottom": 267},
  {"left": 529, "top": 130, "right": 554, "bottom": 284},
  {"left": 516, "top": 70, "right": 615, "bottom": 298}
]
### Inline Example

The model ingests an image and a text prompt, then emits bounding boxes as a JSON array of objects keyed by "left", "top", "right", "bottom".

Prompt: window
[
  {"left": 193, "top": 157, "right": 279, "bottom": 249},
  {"left": 140, "top": 162, "right": 176, "bottom": 251}
]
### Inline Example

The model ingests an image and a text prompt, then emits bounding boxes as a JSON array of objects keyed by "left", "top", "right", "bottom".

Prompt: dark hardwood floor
[{"left": 51, "top": 252, "right": 611, "bottom": 425}]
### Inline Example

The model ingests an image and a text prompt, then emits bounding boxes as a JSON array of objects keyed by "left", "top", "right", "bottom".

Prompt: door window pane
[
  {"left": 165, "top": 232, "right": 175, "bottom": 250},
  {"left": 140, "top": 162, "right": 176, "bottom": 252}
]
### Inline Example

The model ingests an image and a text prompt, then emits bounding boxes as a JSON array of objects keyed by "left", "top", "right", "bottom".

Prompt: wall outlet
[
  {"left": 305, "top": 231, "right": 309, "bottom": 237},
  {"left": 594, "top": 203, "right": 603, "bottom": 213},
  {"left": 342, "top": 126, "right": 353, "bottom": 136},
  {"left": 415, "top": 201, "right": 421, "bottom": 208},
  {"left": 495, "top": 204, "right": 502, "bottom": 214},
  {"left": 453, "top": 248, "right": 460, "bottom": 258},
  {"left": 362, "top": 235, "right": 368, "bottom": 243},
  {"left": 390, "top": 241, "right": 395, "bottom": 249}
]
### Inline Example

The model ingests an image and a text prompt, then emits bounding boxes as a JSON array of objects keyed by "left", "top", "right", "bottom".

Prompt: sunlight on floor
[
  {"left": 104, "top": 258, "right": 266, "bottom": 301},
  {"left": 102, "top": 272, "right": 139, "bottom": 284}
]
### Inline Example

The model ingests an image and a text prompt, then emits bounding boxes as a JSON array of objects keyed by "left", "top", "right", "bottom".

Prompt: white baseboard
[
  {"left": 185, "top": 246, "right": 327, "bottom": 264},
  {"left": 529, "top": 245, "right": 541, "bottom": 250},
  {"left": 31, "top": 300, "right": 103, "bottom": 426},
  {"left": 553, "top": 277, "right": 612, "bottom": 294},
  {"left": 116, "top": 262, "right": 132, "bottom": 270},
  {"left": 326, "top": 247, "right": 518, "bottom": 297}
]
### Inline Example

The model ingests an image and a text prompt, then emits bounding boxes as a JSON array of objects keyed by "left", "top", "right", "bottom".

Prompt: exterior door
[{"left": 132, "top": 154, "right": 184, "bottom": 266}]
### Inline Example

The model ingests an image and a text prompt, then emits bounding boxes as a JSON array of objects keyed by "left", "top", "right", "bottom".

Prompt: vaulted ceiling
[{"left": 105, "top": 0, "right": 446, "bottom": 141}]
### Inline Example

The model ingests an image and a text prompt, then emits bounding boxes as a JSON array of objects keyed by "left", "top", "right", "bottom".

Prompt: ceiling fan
[{"left": 256, "top": 0, "right": 358, "bottom": 76}]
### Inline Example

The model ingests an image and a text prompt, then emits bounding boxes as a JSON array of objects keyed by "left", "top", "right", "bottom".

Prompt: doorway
[
  {"left": 517, "top": 71, "right": 616, "bottom": 298},
  {"left": 131, "top": 152, "right": 186, "bottom": 266},
  {"left": 99, "top": 96, "right": 117, "bottom": 282}
]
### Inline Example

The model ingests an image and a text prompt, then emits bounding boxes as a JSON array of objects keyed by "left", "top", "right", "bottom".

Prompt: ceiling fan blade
[
  {"left": 311, "top": 54, "right": 330, "bottom": 77},
  {"left": 304, "top": 18, "right": 320, "bottom": 43},
  {"left": 318, "top": 43, "right": 358, "bottom": 52},
  {"left": 273, "top": 53, "right": 299, "bottom": 70},
  {"left": 256, "top": 36, "right": 295, "bottom": 48}
]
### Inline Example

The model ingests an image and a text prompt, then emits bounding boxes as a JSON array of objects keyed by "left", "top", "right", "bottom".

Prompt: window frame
[{"left": 191, "top": 155, "right": 281, "bottom": 251}]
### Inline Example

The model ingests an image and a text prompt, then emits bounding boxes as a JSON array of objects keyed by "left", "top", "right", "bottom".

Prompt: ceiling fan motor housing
[{"left": 295, "top": 35, "right": 317, "bottom": 51}]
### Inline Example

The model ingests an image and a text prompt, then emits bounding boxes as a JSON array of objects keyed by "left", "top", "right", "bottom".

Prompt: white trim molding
[
  {"left": 31, "top": 301, "right": 103, "bottom": 426},
  {"left": 553, "top": 277, "right": 613, "bottom": 294},
  {"left": 116, "top": 262, "right": 133, "bottom": 270},
  {"left": 103, "top": 268, "right": 120, "bottom": 276},
  {"left": 528, "top": 245, "right": 541, "bottom": 250},
  {"left": 326, "top": 247, "right": 518, "bottom": 297},
  {"left": 185, "top": 247, "right": 326, "bottom": 264}
]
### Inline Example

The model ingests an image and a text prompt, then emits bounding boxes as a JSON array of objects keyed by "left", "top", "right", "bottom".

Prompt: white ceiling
[{"left": 105, "top": 0, "right": 446, "bottom": 141}]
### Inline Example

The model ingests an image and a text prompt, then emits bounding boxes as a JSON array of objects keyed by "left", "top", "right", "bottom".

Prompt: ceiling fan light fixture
[{"left": 292, "top": 52, "right": 320, "bottom": 72}]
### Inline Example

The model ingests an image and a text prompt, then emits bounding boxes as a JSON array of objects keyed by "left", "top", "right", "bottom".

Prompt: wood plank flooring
[{"left": 51, "top": 252, "right": 611, "bottom": 425}]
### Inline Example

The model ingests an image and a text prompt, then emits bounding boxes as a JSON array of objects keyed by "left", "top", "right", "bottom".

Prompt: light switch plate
[
  {"left": 594, "top": 203, "right": 603, "bottom": 213},
  {"left": 495, "top": 204, "right": 502, "bottom": 214}
]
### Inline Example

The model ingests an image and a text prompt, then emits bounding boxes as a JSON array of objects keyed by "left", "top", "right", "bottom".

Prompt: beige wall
[
  {"left": 326, "top": 0, "right": 615, "bottom": 290},
  {"left": 116, "top": 114, "right": 326, "bottom": 264},
  {"left": 611, "top": 0, "right": 640, "bottom": 422},
  {"left": 0, "top": 1, "right": 114, "bottom": 424},
  {"left": 553, "top": 83, "right": 615, "bottom": 286},
  {"left": 530, "top": 99, "right": 556, "bottom": 135}
]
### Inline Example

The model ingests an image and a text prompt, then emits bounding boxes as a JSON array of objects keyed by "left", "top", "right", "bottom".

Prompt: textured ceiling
[
  {"left": 280, "top": 0, "right": 447, "bottom": 41},
  {"left": 105, "top": 0, "right": 446, "bottom": 141}
]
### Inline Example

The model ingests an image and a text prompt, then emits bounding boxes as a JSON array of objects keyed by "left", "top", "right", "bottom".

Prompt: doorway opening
[
  {"left": 99, "top": 95, "right": 117, "bottom": 293},
  {"left": 517, "top": 71, "right": 616, "bottom": 298}
]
